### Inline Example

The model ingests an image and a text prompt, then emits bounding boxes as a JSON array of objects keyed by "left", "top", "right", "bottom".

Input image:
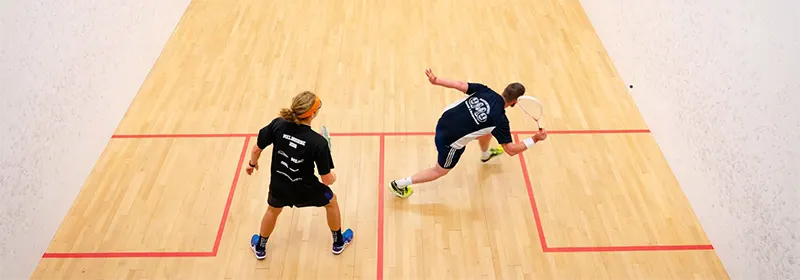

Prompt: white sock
[
  {"left": 481, "top": 150, "right": 491, "bottom": 160},
  {"left": 395, "top": 177, "right": 413, "bottom": 188}
]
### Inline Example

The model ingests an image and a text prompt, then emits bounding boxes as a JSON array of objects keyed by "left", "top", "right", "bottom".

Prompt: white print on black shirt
[
  {"left": 277, "top": 170, "right": 301, "bottom": 182},
  {"left": 282, "top": 134, "right": 306, "bottom": 149},
  {"left": 278, "top": 150, "right": 304, "bottom": 164},
  {"left": 465, "top": 97, "right": 490, "bottom": 124},
  {"left": 281, "top": 161, "right": 299, "bottom": 172}
]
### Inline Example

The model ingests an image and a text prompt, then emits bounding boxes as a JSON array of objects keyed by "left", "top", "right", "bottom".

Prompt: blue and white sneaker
[
  {"left": 332, "top": 228, "right": 354, "bottom": 255},
  {"left": 250, "top": 234, "right": 266, "bottom": 260}
]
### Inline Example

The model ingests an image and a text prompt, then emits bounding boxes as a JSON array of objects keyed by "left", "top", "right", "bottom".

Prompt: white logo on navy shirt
[{"left": 466, "top": 97, "right": 491, "bottom": 124}]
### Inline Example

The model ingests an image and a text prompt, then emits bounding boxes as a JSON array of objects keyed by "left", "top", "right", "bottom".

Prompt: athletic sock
[
  {"left": 332, "top": 229, "right": 344, "bottom": 246},
  {"left": 395, "top": 177, "right": 412, "bottom": 188},
  {"left": 481, "top": 150, "right": 491, "bottom": 160},
  {"left": 258, "top": 235, "right": 269, "bottom": 251}
]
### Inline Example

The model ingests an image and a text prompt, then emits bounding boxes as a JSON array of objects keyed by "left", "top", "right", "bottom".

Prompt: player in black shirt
[
  {"left": 389, "top": 69, "right": 548, "bottom": 198},
  {"left": 245, "top": 91, "right": 353, "bottom": 260}
]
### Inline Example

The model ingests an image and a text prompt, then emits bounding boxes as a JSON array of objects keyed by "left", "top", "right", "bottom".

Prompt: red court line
[
  {"left": 545, "top": 244, "right": 715, "bottom": 253},
  {"left": 513, "top": 134, "right": 549, "bottom": 250},
  {"left": 42, "top": 136, "right": 251, "bottom": 259},
  {"left": 513, "top": 134, "right": 715, "bottom": 253},
  {"left": 211, "top": 136, "right": 251, "bottom": 255},
  {"left": 112, "top": 133, "right": 253, "bottom": 138},
  {"left": 109, "top": 129, "right": 651, "bottom": 139},
  {"left": 45, "top": 128, "right": 673, "bottom": 260},
  {"left": 376, "top": 136, "right": 386, "bottom": 280},
  {"left": 42, "top": 251, "right": 214, "bottom": 259},
  {"left": 374, "top": 131, "right": 435, "bottom": 136},
  {"left": 514, "top": 129, "right": 650, "bottom": 135}
]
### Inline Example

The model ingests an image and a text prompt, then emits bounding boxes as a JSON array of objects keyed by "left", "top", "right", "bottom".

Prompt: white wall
[
  {"left": 578, "top": 0, "right": 799, "bottom": 279},
  {"left": 0, "top": 0, "right": 190, "bottom": 278}
]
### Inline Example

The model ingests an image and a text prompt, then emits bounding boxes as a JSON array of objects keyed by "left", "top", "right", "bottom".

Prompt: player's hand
[
  {"left": 425, "top": 68, "right": 438, "bottom": 84},
  {"left": 246, "top": 161, "right": 259, "bottom": 175},
  {"left": 533, "top": 129, "right": 548, "bottom": 142}
]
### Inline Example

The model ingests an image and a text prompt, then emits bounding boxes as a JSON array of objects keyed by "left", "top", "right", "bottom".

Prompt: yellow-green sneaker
[
  {"left": 481, "top": 146, "right": 505, "bottom": 162},
  {"left": 389, "top": 181, "right": 413, "bottom": 198}
]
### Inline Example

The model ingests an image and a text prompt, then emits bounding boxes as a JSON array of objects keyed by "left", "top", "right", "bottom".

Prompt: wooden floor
[{"left": 32, "top": 0, "right": 729, "bottom": 279}]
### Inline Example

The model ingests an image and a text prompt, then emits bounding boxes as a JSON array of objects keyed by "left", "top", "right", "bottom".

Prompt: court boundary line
[
  {"left": 108, "top": 128, "right": 651, "bottom": 139},
  {"left": 512, "top": 133, "right": 715, "bottom": 253},
  {"left": 377, "top": 136, "right": 386, "bottom": 280},
  {"left": 40, "top": 128, "right": 713, "bottom": 280},
  {"left": 41, "top": 136, "right": 252, "bottom": 259}
]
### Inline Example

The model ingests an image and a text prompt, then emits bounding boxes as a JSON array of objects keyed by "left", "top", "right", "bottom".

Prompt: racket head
[
  {"left": 516, "top": 96, "right": 544, "bottom": 130},
  {"left": 321, "top": 125, "right": 331, "bottom": 149}
]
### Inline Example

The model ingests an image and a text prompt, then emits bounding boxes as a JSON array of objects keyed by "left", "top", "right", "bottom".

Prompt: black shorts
[{"left": 267, "top": 177, "right": 334, "bottom": 208}]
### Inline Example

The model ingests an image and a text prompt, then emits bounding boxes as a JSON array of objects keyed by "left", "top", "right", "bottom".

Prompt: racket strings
[
  {"left": 517, "top": 101, "right": 543, "bottom": 120},
  {"left": 516, "top": 96, "right": 544, "bottom": 130}
]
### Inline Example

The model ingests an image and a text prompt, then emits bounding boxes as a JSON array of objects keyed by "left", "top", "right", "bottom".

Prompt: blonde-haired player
[{"left": 245, "top": 91, "right": 353, "bottom": 259}]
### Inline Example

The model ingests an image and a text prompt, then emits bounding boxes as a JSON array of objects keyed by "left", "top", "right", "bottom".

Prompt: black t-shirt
[{"left": 256, "top": 117, "right": 334, "bottom": 185}]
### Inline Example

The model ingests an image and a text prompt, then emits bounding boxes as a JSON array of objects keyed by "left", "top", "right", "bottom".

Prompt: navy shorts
[{"left": 434, "top": 131, "right": 465, "bottom": 169}]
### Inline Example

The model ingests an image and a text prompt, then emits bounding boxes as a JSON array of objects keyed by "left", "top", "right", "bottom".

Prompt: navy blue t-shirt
[{"left": 435, "top": 83, "right": 512, "bottom": 149}]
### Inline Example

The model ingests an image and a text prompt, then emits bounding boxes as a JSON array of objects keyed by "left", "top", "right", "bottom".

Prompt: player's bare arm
[
  {"left": 500, "top": 129, "right": 548, "bottom": 156},
  {"left": 246, "top": 145, "right": 263, "bottom": 175},
  {"left": 425, "top": 68, "right": 468, "bottom": 93},
  {"left": 318, "top": 143, "right": 337, "bottom": 185}
]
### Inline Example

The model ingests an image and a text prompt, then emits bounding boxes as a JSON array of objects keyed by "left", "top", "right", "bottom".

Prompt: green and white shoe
[
  {"left": 481, "top": 146, "right": 505, "bottom": 162},
  {"left": 389, "top": 181, "right": 413, "bottom": 198}
]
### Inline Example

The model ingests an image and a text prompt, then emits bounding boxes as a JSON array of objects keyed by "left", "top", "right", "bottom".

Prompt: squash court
[{"left": 31, "top": 0, "right": 730, "bottom": 279}]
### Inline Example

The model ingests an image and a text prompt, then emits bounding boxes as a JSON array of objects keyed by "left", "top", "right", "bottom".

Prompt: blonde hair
[{"left": 279, "top": 91, "right": 320, "bottom": 124}]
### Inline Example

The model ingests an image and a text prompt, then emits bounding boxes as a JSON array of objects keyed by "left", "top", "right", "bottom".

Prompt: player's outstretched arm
[
  {"left": 500, "top": 129, "right": 548, "bottom": 156},
  {"left": 425, "top": 68, "right": 468, "bottom": 93}
]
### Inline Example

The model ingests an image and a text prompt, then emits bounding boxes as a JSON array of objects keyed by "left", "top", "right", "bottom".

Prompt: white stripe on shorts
[{"left": 444, "top": 148, "right": 456, "bottom": 168}]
